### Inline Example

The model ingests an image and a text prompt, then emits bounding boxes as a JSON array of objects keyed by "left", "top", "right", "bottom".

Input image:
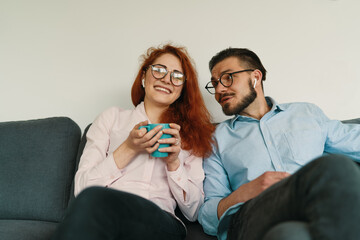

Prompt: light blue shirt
[{"left": 198, "top": 97, "right": 360, "bottom": 240}]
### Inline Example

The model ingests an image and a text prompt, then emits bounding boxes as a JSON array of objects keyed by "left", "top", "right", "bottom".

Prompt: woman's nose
[{"left": 160, "top": 72, "right": 172, "bottom": 84}]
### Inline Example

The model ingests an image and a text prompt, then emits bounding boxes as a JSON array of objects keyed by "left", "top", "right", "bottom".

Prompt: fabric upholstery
[
  {"left": 342, "top": 118, "right": 360, "bottom": 124},
  {"left": 0, "top": 117, "right": 81, "bottom": 222},
  {"left": 0, "top": 219, "right": 58, "bottom": 240}
]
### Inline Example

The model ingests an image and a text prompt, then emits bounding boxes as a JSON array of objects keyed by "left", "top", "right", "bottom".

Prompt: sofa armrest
[{"left": 0, "top": 117, "right": 81, "bottom": 222}]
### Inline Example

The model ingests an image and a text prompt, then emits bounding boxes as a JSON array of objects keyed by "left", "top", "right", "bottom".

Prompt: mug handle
[{"left": 139, "top": 126, "right": 149, "bottom": 131}]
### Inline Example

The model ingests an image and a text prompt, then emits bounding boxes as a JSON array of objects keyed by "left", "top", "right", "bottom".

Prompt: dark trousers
[
  {"left": 228, "top": 154, "right": 360, "bottom": 240},
  {"left": 52, "top": 187, "right": 186, "bottom": 240}
]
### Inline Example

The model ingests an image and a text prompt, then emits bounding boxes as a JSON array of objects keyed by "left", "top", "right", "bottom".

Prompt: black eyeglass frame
[
  {"left": 205, "top": 69, "right": 254, "bottom": 94},
  {"left": 147, "top": 64, "right": 186, "bottom": 86}
]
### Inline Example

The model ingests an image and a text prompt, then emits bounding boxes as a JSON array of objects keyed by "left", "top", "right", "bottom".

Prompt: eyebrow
[
  {"left": 221, "top": 69, "right": 234, "bottom": 74},
  {"left": 153, "top": 63, "right": 183, "bottom": 73}
]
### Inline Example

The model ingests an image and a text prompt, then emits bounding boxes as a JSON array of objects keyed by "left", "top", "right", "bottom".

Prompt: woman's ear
[
  {"left": 142, "top": 78, "right": 145, "bottom": 88},
  {"left": 141, "top": 71, "right": 146, "bottom": 88}
]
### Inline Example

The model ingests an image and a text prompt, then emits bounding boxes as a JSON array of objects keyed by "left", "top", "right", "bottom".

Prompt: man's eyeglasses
[
  {"left": 205, "top": 69, "right": 254, "bottom": 94},
  {"left": 148, "top": 64, "right": 186, "bottom": 86}
]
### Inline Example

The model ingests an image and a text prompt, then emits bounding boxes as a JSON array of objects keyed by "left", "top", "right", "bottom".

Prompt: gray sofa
[
  {"left": 0, "top": 117, "right": 81, "bottom": 240},
  {"left": 0, "top": 117, "right": 216, "bottom": 240},
  {"left": 1, "top": 117, "right": 359, "bottom": 240}
]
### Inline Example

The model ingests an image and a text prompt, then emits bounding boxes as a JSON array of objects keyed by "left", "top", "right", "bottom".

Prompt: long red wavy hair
[{"left": 131, "top": 44, "right": 215, "bottom": 157}]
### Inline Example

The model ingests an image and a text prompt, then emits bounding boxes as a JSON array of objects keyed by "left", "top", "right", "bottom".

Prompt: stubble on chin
[
  {"left": 222, "top": 103, "right": 233, "bottom": 116},
  {"left": 222, "top": 82, "right": 257, "bottom": 116}
]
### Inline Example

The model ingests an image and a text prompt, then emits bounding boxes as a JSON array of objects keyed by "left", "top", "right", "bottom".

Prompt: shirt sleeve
[
  {"left": 198, "top": 141, "right": 233, "bottom": 236},
  {"left": 314, "top": 106, "right": 360, "bottom": 162},
  {"left": 74, "top": 108, "right": 124, "bottom": 196},
  {"left": 166, "top": 153, "right": 205, "bottom": 222}
]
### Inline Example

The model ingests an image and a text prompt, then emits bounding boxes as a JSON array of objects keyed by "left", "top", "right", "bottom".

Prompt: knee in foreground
[
  {"left": 313, "top": 154, "right": 358, "bottom": 178},
  {"left": 72, "top": 187, "right": 109, "bottom": 210},
  {"left": 263, "top": 221, "right": 312, "bottom": 240}
]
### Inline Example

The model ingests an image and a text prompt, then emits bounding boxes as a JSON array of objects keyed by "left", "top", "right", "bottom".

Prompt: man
[{"left": 198, "top": 48, "right": 360, "bottom": 240}]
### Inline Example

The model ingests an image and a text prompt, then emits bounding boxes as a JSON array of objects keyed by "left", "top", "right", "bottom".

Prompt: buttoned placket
[
  {"left": 141, "top": 155, "right": 156, "bottom": 199},
  {"left": 259, "top": 110, "right": 284, "bottom": 171}
]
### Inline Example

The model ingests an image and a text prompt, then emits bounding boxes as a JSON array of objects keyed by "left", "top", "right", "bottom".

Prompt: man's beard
[{"left": 222, "top": 79, "right": 257, "bottom": 116}]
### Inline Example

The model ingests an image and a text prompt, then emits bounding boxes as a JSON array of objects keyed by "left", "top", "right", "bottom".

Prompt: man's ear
[{"left": 252, "top": 69, "right": 263, "bottom": 82}]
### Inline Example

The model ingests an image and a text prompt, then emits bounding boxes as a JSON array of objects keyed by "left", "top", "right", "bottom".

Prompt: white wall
[{"left": 1, "top": 0, "right": 359, "bottom": 131}]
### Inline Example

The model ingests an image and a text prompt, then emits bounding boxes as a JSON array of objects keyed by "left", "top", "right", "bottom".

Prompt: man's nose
[{"left": 215, "top": 82, "right": 227, "bottom": 94}]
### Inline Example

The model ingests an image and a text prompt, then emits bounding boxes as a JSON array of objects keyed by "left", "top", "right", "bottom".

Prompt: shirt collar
[
  {"left": 266, "top": 96, "right": 284, "bottom": 112},
  {"left": 135, "top": 101, "right": 151, "bottom": 122},
  {"left": 229, "top": 97, "right": 285, "bottom": 128}
]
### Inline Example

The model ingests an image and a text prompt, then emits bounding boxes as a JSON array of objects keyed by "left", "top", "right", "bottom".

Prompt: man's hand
[
  {"left": 242, "top": 171, "right": 291, "bottom": 200},
  {"left": 217, "top": 171, "right": 290, "bottom": 219}
]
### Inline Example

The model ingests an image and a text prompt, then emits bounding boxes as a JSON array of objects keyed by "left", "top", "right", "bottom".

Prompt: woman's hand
[
  {"left": 123, "top": 120, "right": 165, "bottom": 154},
  {"left": 113, "top": 120, "right": 164, "bottom": 169},
  {"left": 157, "top": 123, "right": 182, "bottom": 171}
]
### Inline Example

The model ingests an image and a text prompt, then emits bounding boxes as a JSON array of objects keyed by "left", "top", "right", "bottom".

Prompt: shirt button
[{"left": 177, "top": 177, "right": 181, "bottom": 181}]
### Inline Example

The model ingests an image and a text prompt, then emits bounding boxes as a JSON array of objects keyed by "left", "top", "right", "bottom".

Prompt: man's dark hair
[{"left": 209, "top": 48, "right": 267, "bottom": 81}]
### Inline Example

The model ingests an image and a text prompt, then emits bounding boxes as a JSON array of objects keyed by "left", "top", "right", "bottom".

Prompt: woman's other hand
[{"left": 157, "top": 123, "right": 181, "bottom": 171}]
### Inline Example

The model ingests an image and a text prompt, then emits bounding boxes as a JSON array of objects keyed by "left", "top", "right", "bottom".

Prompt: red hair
[{"left": 131, "top": 44, "right": 215, "bottom": 157}]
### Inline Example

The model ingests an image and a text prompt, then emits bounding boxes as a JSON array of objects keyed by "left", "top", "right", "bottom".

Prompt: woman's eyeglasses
[{"left": 148, "top": 64, "right": 186, "bottom": 86}]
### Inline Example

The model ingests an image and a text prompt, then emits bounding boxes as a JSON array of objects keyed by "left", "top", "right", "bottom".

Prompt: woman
[{"left": 52, "top": 44, "right": 215, "bottom": 240}]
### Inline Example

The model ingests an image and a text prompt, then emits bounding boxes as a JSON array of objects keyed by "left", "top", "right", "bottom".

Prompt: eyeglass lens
[
  {"left": 205, "top": 69, "right": 254, "bottom": 94},
  {"left": 205, "top": 73, "right": 233, "bottom": 94}
]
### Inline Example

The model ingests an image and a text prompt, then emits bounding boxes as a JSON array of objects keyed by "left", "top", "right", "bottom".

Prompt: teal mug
[{"left": 139, "top": 123, "right": 171, "bottom": 158}]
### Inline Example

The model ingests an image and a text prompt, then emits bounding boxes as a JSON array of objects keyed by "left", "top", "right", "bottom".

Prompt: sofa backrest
[
  {"left": 342, "top": 118, "right": 360, "bottom": 124},
  {"left": 0, "top": 117, "right": 81, "bottom": 222}
]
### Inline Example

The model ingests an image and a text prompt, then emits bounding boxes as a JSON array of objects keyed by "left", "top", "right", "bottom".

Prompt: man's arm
[
  {"left": 198, "top": 146, "right": 232, "bottom": 236},
  {"left": 217, "top": 171, "right": 290, "bottom": 218},
  {"left": 312, "top": 104, "right": 360, "bottom": 161},
  {"left": 324, "top": 121, "right": 360, "bottom": 162}
]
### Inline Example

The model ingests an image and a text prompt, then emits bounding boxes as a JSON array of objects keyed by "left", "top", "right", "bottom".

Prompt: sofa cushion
[
  {"left": 0, "top": 117, "right": 81, "bottom": 222},
  {"left": 0, "top": 219, "right": 58, "bottom": 240}
]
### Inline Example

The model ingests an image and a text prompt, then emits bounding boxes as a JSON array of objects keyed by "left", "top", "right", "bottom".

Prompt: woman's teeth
[{"left": 155, "top": 87, "right": 170, "bottom": 93}]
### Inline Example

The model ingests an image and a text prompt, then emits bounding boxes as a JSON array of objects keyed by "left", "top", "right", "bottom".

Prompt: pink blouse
[{"left": 75, "top": 102, "right": 205, "bottom": 221}]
